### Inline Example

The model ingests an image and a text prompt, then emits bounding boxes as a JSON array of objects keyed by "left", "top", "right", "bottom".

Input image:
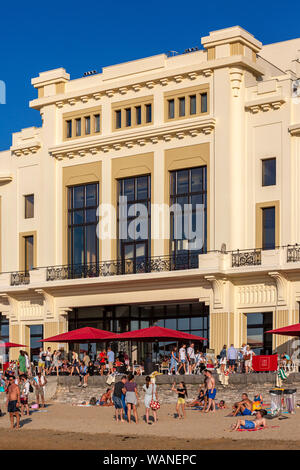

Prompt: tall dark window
[
  {"left": 145, "top": 104, "right": 152, "bottom": 123},
  {"left": 247, "top": 312, "right": 273, "bottom": 355},
  {"left": 135, "top": 106, "right": 142, "bottom": 125},
  {"left": 25, "top": 194, "right": 34, "bottom": 219},
  {"left": 30, "top": 324, "right": 43, "bottom": 362},
  {"left": 115, "top": 110, "right": 122, "bottom": 129},
  {"left": 168, "top": 99, "right": 175, "bottom": 119},
  {"left": 262, "top": 158, "right": 276, "bottom": 186},
  {"left": 201, "top": 93, "right": 208, "bottom": 113},
  {"left": 68, "top": 183, "right": 99, "bottom": 274},
  {"left": 0, "top": 314, "right": 9, "bottom": 343},
  {"left": 125, "top": 108, "right": 131, "bottom": 127},
  {"left": 117, "top": 175, "right": 151, "bottom": 273},
  {"left": 262, "top": 206, "right": 275, "bottom": 250},
  {"left": 24, "top": 236, "right": 34, "bottom": 271},
  {"left": 170, "top": 167, "right": 207, "bottom": 268},
  {"left": 179, "top": 97, "right": 185, "bottom": 116}
]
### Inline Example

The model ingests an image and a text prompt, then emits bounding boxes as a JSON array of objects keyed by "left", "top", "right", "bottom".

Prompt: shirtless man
[
  {"left": 6, "top": 376, "right": 20, "bottom": 430},
  {"left": 231, "top": 393, "right": 253, "bottom": 417},
  {"left": 230, "top": 409, "right": 267, "bottom": 431},
  {"left": 203, "top": 369, "right": 216, "bottom": 413}
]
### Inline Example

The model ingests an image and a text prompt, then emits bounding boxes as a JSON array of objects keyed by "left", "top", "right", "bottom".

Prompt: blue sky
[{"left": 0, "top": 0, "right": 299, "bottom": 150}]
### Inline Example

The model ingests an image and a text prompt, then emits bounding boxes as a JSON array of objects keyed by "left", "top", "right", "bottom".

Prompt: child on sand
[
  {"left": 217, "top": 400, "right": 227, "bottom": 409},
  {"left": 171, "top": 381, "right": 188, "bottom": 419},
  {"left": 230, "top": 409, "right": 267, "bottom": 431}
]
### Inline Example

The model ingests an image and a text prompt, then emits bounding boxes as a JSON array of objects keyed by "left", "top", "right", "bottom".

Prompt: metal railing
[
  {"left": 46, "top": 253, "right": 200, "bottom": 281},
  {"left": 10, "top": 271, "right": 30, "bottom": 286},
  {"left": 287, "top": 244, "right": 300, "bottom": 262},
  {"left": 231, "top": 249, "right": 262, "bottom": 267}
]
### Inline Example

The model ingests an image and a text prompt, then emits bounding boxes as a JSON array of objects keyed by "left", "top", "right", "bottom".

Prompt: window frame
[
  {"left": 63, "top": 106, "right": 102, "bottom": 141},
  {"left": 164, "top": 85, "right": 209, "bottom": 122}
]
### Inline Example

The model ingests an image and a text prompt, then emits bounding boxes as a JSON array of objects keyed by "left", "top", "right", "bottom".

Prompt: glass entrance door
[
  {"left": 122, "top": 241, "right": 148, "bottom": 274},
  {"left": 246, "top": 312, "right": 273, "bottom": 355}
]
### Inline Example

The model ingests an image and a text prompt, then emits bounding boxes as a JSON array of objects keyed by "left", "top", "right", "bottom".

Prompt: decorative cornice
[
  {"left": 289, "top": 124, "right": 300, "bottom": 136},
  {"left": 204, "top": 275, "right": 227, "bottom": 310},
  {"left": 268, "top": 271, "right": 288, "bottom": 306},
  {"left": 49, "top": 117, "right": 216, "bottom": 160},
  {"left": 245, "top": 94, "right": 285, "bottom": 114},
  {"left": 29, "top": 56, "right": 263, "bottom": 112},
  {"left": 11, "top": 141, "right": 41, "bottom": 157}
]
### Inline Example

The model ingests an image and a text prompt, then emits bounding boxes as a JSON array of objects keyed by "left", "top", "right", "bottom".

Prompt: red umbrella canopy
[
  {"left": 267, "top": 323, "right": 300, "bottom": 337},
  {"left": 40, "top": 327, "right": 116, "bottom": 344},
  {"left": 0, "top": 342, "right": 27, "bottom": 348},
  {"left": 106, "top": 325, "right": 207, "bottom": 342}
]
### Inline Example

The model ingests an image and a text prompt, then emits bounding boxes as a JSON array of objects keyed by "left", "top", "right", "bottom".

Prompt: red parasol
[
  {"left": 105, "top": 325, "right": 207, "bottom": 342},
  {"left": 0, "top": 342, "right": 27, "bottom": 348},
  {"left": 39, "top": 326, "right": 117, "bottom": 343},
  {"left": 266, "top": 323, "right": 300, "bottom": 337}
]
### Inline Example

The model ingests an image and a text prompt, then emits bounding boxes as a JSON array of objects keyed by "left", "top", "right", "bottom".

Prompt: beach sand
[{"left": 0, "top": 403, "right": 298, "bottom": 450}]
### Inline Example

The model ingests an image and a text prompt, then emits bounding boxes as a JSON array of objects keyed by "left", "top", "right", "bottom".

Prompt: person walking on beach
[
  {"left": 112, "top": 375, "right": 127, "bottom": 423},
  {"left": 168, "top": 346, "right": 179, "bottom": 375},
  {"left": 171, "top": 381, "right": 188, "bottom": 419},
  {"left": 219, "top": 345, "right": 227, "bottom": 374},
  {"left": 107, "top": 347, "right": 115, "bottom": 374},
  {"left": 203, "top": 369, "right": 216, "bottom": 413},
  {"left": 187, "top": 343, "right": 196, "bottom": 374},
  {"left": 178, "top": 344, "right": 187, "bottom": 375},
  {"left": 6, "top": 376, "right": 20, "bottom": 430},
  {"left": 124, "top": 374, "right": 139, "bottom": 424},
  {"left": 33, "top": 372, "right": 47, "bottom": 408},
  {"left": 18, "top": 350, "right": 27, "bottom": 377},
  {"left": 227, "top": 344, "right": 237, "bottom": 373},
  {"left": 143, "top": 376, "right": 159, "bottom": 425},
  {"left": 20, "top": 375, "right": 30, "bottom": 417}
]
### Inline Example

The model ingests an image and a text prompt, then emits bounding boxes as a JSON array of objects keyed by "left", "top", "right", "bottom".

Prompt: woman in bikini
[{"left": 171, "top": 381, "right": 188, "bottom": 419}]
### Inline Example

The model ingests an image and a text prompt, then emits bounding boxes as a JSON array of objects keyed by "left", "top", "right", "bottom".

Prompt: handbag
[
  {"left": 149, "top": 384, "right": 160, "bottom": 411},
  {"left": 244, "top": 354, "right": 251, "bottom": 361}
]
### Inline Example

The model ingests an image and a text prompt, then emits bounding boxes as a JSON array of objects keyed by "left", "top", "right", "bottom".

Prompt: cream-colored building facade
[{"left": 1, "top": 26, "right": 300, "bottom": 360}]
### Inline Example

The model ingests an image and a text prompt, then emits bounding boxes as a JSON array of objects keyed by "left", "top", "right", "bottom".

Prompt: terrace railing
[{"left": 231, "top": 249, "right": 262, "bottom": 267}]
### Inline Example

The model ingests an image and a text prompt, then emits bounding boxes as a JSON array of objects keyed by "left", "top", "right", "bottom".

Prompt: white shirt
[
  {"left": 187, "top": 347, "right": 195, "bottom": 359},
  {"left": 179, "top": 348, "right": 186, "bottom": 360}
]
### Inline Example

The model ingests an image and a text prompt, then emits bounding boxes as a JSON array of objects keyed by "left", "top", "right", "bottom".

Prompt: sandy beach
[{"left": 0, "top": 403, "right": 297, "bottom": 450}]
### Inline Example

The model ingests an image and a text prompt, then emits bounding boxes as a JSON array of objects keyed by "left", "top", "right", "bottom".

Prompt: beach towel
[{"left": 237, "top": 425, "right": 279, "bottom": 432}]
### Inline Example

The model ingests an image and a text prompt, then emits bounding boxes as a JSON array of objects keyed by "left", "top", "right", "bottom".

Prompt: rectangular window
[
  {"left": 25, "top": 194, "right": 34, "bottom": 219},
  {"left": 30, "top": 324, "right": 43, "bottom": 363},
  {"left": 75, "top": 118, "right": 81, "bottom": 137},
  {"left": 246, "top": 312, "right": 273, "bottom": 355},
  {"left": 262, "top": 158, "right": 276, "bottom": 186},
  {"left": 66, "top": 120, "right": 72, "bottom": 138},
  {"left": 135, "top": 106, "right": 142, "bottom": 125},
  {"left": 170, "top": 167, "right": 207, "bottom": 268},
  {"left": 68, "top": 183, "right": 99, "bottom": 275},
  {"left": 179, "top": 97, "right": 185, "bottom": 117},
  {"left": 117, "top": 175, "right": 151, "bottom": 274},
  {"left": 24, "top": 235, "right": 34, "bottom": 271},
  {"left": 168, "top": 99, "right": 175, "bottom": 119},
  {"left": 85, "top": 116, "right": 91, "bottom": 135},
  {"left": 115, "top": 110, "right": 122, "bottom": 129},
  {"left": 94, "top": 114, "right": 100, "bottom": 133},
  {"left": 262, "top": 206, "right": 275, "bottom": 250},
  {"left": 201, "top": 93, "right": 207, "bottom": 113},
  {"left": 125, "top": 108, "right": 131, "bottom": 127},
  {"left": 145, "top": 104, "right": 152, "bottom": 123},
  {"left": 190, "top": 95, "right": 196, "bottom": 115}
]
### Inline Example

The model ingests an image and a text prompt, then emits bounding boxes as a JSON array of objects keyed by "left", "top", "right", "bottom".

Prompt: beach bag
[
  {"left": 29, "top": 382, "right": 34, "bottom": 393},
  {"left": 150, "top": 385, "right": 160, "bottom": 411},
  {"left": 89, "top": 396, "right": 97, "bottom": 406},
  {"left": 106, "top": 374, "right": 115, "bottom": 385},
  {"left": 244, "top": 354, "right": 250, "bottom": 361}
]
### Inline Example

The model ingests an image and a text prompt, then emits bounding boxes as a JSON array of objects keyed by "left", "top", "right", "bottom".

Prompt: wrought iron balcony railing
[
  {"left": 231, "top": 249, "right": 262, "bottom": 267},
  {"left": 10, "top": 271, "right": 30, "bottom": 286},
  {"left": 287, "top": 244, "right": 300, "bottom": 262},
  {"left": 46, "top": 253, "right": 200, "bottom": 281}
]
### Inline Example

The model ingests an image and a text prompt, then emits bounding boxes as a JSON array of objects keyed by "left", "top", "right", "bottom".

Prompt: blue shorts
[
  {"left": 207, "top": 388, "right": 216, "bottom": 399},
  {"left": 242, "top": 407, "right": 252, "bottom": 416},
  {"left": 228, "top": 359, "right": 236, "bottom": 366},
  {"left": 240, "top": 420, "right": 255, "bottom": 430},
  {"left": 113, "top": 396, "right": 123, "bottom": 409}
]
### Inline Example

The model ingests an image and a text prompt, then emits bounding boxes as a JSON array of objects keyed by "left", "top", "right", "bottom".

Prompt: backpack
[{"left": 29, "top": 383, "right": 34, "bottom": 393}]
